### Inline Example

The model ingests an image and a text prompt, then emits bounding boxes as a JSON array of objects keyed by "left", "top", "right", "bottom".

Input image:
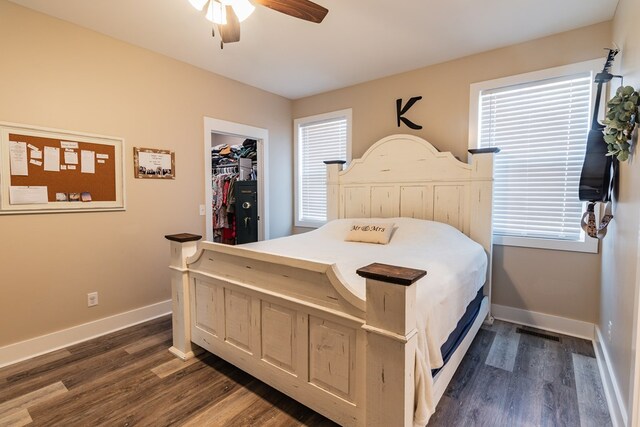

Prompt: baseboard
[
  {"left": 0, "top": 300, "right": 172, "bottom": 369},
  {"left": 491, "top": 304, "right": 595, "bottom": 340},
  {"left": 594, "top": 326, "right": 628, "bottom": 427}
]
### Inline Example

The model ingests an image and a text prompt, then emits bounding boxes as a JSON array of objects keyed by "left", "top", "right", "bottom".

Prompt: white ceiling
[{"left": 9, "top": 0, "right": 619, "bottom": 99}]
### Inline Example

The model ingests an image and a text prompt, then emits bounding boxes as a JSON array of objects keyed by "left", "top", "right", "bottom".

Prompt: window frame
[
  {"left": 468, "top": 59, "right": 603, "bottom": 254},
  {"left": 294, "top": 109, "right": 352, "bottom": 228}
]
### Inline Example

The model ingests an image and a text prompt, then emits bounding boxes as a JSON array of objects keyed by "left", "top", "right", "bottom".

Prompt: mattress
[
  {"left": 242, "top": 217, "right": 488, "bottom": 424},
  {"left": 432, "top": 285, "right": 484, "bottom": 377}
]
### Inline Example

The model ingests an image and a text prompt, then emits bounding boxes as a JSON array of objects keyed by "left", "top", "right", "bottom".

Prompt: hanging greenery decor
[{"left": 603, "top": 85, "right": 640, "bottom": 162}]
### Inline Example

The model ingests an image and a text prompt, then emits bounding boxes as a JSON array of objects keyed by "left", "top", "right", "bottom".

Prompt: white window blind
[
  {"left": 297, "top": 116, "right": 348, "bottom": 226},
  {"left": 478, "top": 74, "right": 591, "bottom": 242}
]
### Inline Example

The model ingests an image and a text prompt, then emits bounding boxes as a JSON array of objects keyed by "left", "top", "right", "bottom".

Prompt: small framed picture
[
  {"left": 68, "top": 192, "right": 81, "bottom": 202},
  {"left": 133, "top": 147, "right": 175, "bottom": 179},
  {"left": 55, "top": 192, "right": 68, "bottom": 202},
  {"left": 81, "top": 192, "right": 92, "bottom": 202}
]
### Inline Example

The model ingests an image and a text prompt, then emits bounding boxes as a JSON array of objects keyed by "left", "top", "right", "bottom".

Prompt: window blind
[
  {"left": 478, "top": 74, "right": 591, "bottom": 241},
  {"left": 298, "top": 117, "right": 347, "bottom": 224}
]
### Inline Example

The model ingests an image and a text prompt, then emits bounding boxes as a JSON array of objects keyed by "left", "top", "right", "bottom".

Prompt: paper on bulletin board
[
  {"left": 60, "top": 141, "right": 79, "bottom": 149},
  {"left": 9, "top": 186, "right": 48, "bottom": 205},
  {"left": 9, "top": 141, "right": 28, "bottom": 176},
  {"left": 64, "top": 151, "right": 78, "bottom": 165},
  {"left": 44, "top": 147, "right": 60, "bottom": 172},
  {"left": 81, "top": 150, "right": 95, "bottom": 174}
]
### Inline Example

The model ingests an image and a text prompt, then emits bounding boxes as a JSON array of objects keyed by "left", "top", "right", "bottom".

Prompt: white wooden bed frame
[{"left": 166, "top": 134, "right": 497, "bottom": 426}]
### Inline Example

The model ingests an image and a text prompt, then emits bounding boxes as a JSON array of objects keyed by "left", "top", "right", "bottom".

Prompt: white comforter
[{"left": 243, "top": 217, "right": 487, "bottom": 425}]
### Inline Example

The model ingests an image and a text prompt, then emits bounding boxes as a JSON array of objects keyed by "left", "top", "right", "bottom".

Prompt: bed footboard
[{"left": 166, "top": 235, "right": 425, "bottom": 427}]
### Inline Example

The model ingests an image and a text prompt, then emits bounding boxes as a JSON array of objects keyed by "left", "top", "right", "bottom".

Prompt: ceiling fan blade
[
  {"left": 253, "top": 0, "right": 328, "bottom": 23},
  {"left": 219, "top": 5, "right": 241, "bottom": 43}
]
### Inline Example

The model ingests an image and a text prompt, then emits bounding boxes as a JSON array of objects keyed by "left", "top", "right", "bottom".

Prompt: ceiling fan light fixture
[
  {"left": 230, "top": 0, "right": 255, "bottom": 22},
  {"left": 206, "top": 1, "right": 227, "bottom": 24},
  {"left": 191, "top": 0, "right": 327, "bottom": 48},
  {"left": 188, "top": 0, "right": 209, "bottom": 11}
]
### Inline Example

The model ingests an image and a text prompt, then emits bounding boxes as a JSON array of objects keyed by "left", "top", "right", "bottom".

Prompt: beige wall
[
  {"left": 0, "top": 1, "right": 292, "bottom": 347},
  {"left": 212, "top": 134, "right": 246, "bottom": 147},
  {"left": 293, "top": 22, "right": 612, "bottom": 323},
  {"left": 601, "top": 0, "right": 640, "bottom": 419}
]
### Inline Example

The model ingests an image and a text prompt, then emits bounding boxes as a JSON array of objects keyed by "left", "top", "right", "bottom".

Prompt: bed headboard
[{"left": 325, "top": 134, "right": 498, "bottom": 293}]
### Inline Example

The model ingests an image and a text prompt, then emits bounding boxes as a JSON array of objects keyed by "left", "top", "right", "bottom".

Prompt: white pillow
[{"left": 345, "top": 221, "right": 395, "bottom": 244}]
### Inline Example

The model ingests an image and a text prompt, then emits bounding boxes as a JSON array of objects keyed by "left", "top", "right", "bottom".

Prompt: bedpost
[
  {"left": 165, "top": 233, "right": 202, "bottom": 360},
  {"left": 357, "top": 263, "right": 426, "bottom": 427},
  {"left": 324, "top": 160, "right": 346, "bottom": 221},
  {"left": 468, "top": 147, "right": 499, "bottom": 324}
]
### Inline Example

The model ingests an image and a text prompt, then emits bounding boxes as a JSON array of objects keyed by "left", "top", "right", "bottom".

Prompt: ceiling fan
[{"left": 188, "top": 0, "right": 328, "bottom": 48}]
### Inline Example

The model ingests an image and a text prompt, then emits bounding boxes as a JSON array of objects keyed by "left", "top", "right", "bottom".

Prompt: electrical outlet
[
  {"left": 199, "top": 204, "right": 206, "bottom": 216},
  {"left": 607, "top": 320, "right": 613, "bottom": 342},
  {"left": 87, "top": 292, "right": 99, "bottom": 307}
]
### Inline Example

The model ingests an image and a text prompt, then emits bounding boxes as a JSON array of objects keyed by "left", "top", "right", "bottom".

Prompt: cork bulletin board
[{"left": 0, "top": 122, "right": 125, "bottom": 214}]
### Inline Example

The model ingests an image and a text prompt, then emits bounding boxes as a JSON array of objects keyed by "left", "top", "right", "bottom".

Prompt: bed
[{"left": 165, "top": 134, "right": 498, "bottom": 426}]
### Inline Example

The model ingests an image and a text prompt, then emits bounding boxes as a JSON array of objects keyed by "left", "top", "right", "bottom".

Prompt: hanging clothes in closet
[
  {"left": 211, "top": 139, "right": 258, "bottom": 244},
  {"left": 212, "top": 171, "right": 238, "bottom": 244}
]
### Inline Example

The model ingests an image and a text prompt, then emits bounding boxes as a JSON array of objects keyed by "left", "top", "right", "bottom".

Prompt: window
[
  {"left": 469, "top": 60, "right": 601, "bottom": 253},
  {"left": 294, "top": 109, "right": 352, "bottom": 228}
]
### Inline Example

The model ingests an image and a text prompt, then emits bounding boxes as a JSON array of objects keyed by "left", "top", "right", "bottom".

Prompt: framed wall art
[{"left": 133, "top": 147, "right": 175, "bottom": 179}]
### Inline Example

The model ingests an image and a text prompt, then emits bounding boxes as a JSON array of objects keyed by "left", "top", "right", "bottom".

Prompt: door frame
[
  {"left": 203, "top": 117, "right": 269, "bottom": 241},
  {"left": 630, "top": 240, "right": 640, "bottom": 426}
]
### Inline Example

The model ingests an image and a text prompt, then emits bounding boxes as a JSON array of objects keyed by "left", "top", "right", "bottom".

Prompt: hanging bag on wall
[
  {"left": 578, "top": 48, "right": 619, "bottom": 240},
  {"left": 581, "top": 201, "right": 614, "bottom": 239}
]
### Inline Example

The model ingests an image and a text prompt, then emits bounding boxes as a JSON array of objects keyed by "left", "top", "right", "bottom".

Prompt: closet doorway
[{"left": 203, "top": 117, "right": 269, "bottom": 243}]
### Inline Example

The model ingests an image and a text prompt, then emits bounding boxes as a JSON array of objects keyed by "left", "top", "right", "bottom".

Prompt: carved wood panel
[
  {"left": 399, "top": 185, "right": 434, "bottom": 220},
  {"left": 370, "top": 186, "right": 398, "bottom": 218},
  {"left": 308, "top": 316, "right": 356, "bottom": 401},
  {"left": 433, "top": 185, "right": 464, "bottom": 230},
  {"left": 194, "top": 280, "right": 218, "bottom": 337},
  {"left": 344, "top": 187, "right": 370, "bottom": 218},
  {"left": 261, "top": 301, "right": 297, "bottom": 374},
  {"left": 224, "top": 289, "right": 252, "bottom": 353}
]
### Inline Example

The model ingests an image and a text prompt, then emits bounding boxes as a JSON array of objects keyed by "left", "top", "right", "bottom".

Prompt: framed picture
[{"left": 133, "top": 147, "right": 175, "bottom": 179}]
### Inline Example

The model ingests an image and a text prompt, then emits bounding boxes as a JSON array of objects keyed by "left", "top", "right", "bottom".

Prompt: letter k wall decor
[{"left": 396, "top": 96, "right": 423, "bottom": 129}]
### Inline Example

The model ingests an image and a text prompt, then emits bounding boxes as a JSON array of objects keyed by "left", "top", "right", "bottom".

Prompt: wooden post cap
[
  {"left": 468, "top": 147, "right": 500, "bottom": 154},
  {"left": 165, "top": 233, "right": 202, "bottom": 243},
  {"left": 356, "top": 263, "right": 426, "bottom": 286},
  {"left": 323, "top": 160, "right": 347, "bottom": 165}
]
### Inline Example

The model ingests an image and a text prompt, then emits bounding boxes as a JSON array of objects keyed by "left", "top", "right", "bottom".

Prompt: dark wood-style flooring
[{"left": 0, "top": 316, "right": 611, "bottom": 426}]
